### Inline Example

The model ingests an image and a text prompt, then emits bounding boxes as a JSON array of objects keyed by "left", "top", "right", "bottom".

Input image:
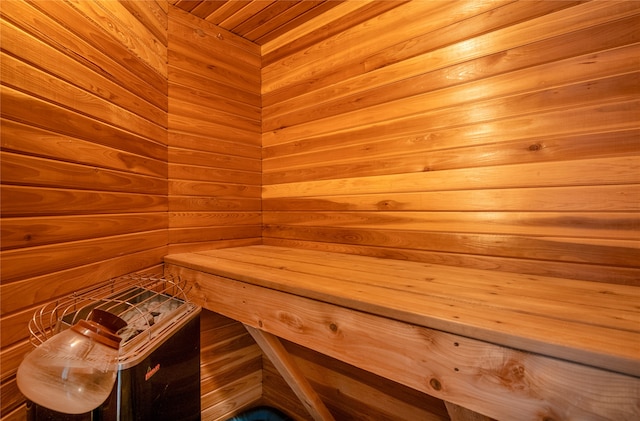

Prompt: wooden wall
[
  {"left": 199, "top": 310, "right": 262, "bottom": 421},
  {"left": 262, "top": 341, "right": 451, "bottom": 421},
  {"left": 167, "top": 7, "right": 262, "bottom": 254},
  {"left": 261, "top": 0, "right": 640, "bottom": 286},
  {"left": 166, "top": 12, "right": 263, "bottom": 417},
  {"left": 2, "top": 1, "right": 639, "bottom": 420},
  {"left": 1, "top": 1, "right": 169, "bottom": 419}
]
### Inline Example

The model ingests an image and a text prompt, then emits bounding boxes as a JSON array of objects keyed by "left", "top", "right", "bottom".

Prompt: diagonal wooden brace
[{"left": 244, "top": 324, "right": 335, "bottom": 421}]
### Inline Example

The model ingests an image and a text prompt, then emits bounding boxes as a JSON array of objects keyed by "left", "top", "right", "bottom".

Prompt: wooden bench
[{"left": 164, "top": 245, "right": 640, "bottom": 421}]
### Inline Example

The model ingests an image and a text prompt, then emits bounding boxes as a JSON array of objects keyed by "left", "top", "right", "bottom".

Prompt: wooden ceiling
[{"left": 169, "top": 0, "right": 345, "bottom": 45}]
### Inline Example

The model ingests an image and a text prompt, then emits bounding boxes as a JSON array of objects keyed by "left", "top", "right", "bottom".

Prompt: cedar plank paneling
[
  {"left": 166, "top": 8, "right": 262, "bottom": 414},
  {"left": 199, "top": 310, "right": 262, "bottom": 420},
  {"left": 261, "top": 1, "right": 407, "bottom": 67},
  {"left": 2, "top": 0, "right": 639, "bottom": 419},
  {"left": 262, "top": 0, "right": 639, "bottom": 284},
  {"left": 0, "top": 0, "right": 168, "bottom": 417},
  {"left": 120, "top": 0, "right": 168, "bottom": 46},
  {"left": 167, "top": 6, "right": 261, "bottom": 253},
  {"left": 1, "top": 214, "right": 167, "bottom": 250},
  {"left": 1, "top": 119, "right": 167, "bottom": 178},
  {"left": 1, "top": 152, "right": 166, "bottom": 194},
  {"left": 1, "top": 85, "right": 167, "bottom": 160},
  {"left": 11, "top": 0, "right": 167, "bottom": 111},
  {"left": 280, "top": 341, "right": 450, "bottom": 421},
  {"left": 264, "top": 211, "right": 639, "bottom": 240}
]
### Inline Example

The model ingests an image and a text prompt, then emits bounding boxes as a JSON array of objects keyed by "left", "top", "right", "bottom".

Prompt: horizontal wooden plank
[
  {"left": 264, "top": 184, "right": 640, "bottom": 212},
  {"left": 263, "top": 0, "right": 604, "bottom": 123},
  {"left": 169, "top": 96, "right": 261, "bottom": 134},
  {"left": 1, "top": 185, "right": 167, "bottom": 217},
  {"left": 1, "top": 52, "right": 166, "bottom": 143},
  {"left": 264, "top": 211, "right": 639, "bottom": 240},
  {"left": 168, "top": 67, "right": 260, "bottom": 108},
  {"left": 1, "top": 151, "right": 166, "bottom": 194},
  {"left": 168, "top": 196, "right": 260, "bottom": 212},
  {"left": 168, "top": 113, "right": 260, "bottom": 146},
  {"left": 168, "top": 5, "right": 261, "bottom": 58},
  {"left": 265, "top": 100, "right": 638, "bottom": 167},
  {"left": 263, "top": 156, "right": 640, "bottom": 197},
  {"left": 168, "top": 225, "right": 261, "bottom": 244},
  {"left": 0, "top": 341, "right": 31, "bottom": 383},
  {"left": 215, "top": 247, "right": 638, "bottom": 314},
  {"left": 168, "top": 163, "right": 260, "bottom": 185},
  {"left": 62, "top": 0, "right": 166, "bottom": 77},
  {"left": 169, "top": 81, "right": 260, "bottom": 121},
  {"left": 201, "top": 336, "right": 261, "bottom": 386},
  {"left": 1, "top": 85, "right": 167, "bottom": 158},
  {"left": 263, "top": 237, "right": 640, "bottom": 286},
  {"left": 166, "top": 263, "right": 640, "bottom": 420},
  {"left": 263, "top": 1, "right": 639, "bottom": 99},
  {"left": 0, "top": 250, "right": 165, "bottom": 316},
  {"left": 169, "top": 212, "right": 261, "bottom": 228},
  {"left": 169, "top": 147, "right": 260, "bottom": 172},
  {"left": 1, "top": 119, "right": 167, "bottom": 179},
  {"left": 1, "top": 213, "right": 166, "bottom": 250},
  {"left": 262, "top": 0, "right": 507, "bottom": 94},
  {"left": 120, "top": 0, "right": 168, "bottom": 46},
  {"left": 167, "top": 27, "right": 258, "bottom": 79},
  {"left": 0, "top": 18, "right": 166, "bottom": 126},
  {"left": 264, "top": 87, "right": 638, "bottom": 149},
  {"left": 167, "top": 238, "right": 261, "bottom": 256},
  {"left": 264, "top": 130, "right": 640, "bottom": 183},
  {"left": 202, "top": 348, "right": 262, "bottom": 394},
  {"left": 178, "top": 246, "right": 640, "bottom": 330},
  {"left": 263, "top": 225, "right": 639, "bottom": 268},
  {"left": 362, "top": 0, "right": 581, "bottom": 73},
  {"left": 201, "top": 372, "right": 262, "bottom": 421},
  {"left": 167, "top": 47, "right": 258, "bottom": 94},
  {"left": 4, "top": 0, "right": 167, "bottom": 108},
  {"left": 0, "top": 231, "right": 168, "bottom": 285},
  {"left": 168, "top": 131, "right": 260, "bottom": 159},
  {"left": 168, "top": 180, "right": 260, "bottom": 198},
  {"left": 263, "top": 156, "right": 640, "bottom": 199},
  {"left": 0, "top": 376, "right": 24, "bottom": 420}
]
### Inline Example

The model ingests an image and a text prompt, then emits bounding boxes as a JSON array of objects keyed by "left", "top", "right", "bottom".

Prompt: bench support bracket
[{"left": 244, "top": 324, "right": 335, "bottom": 421}]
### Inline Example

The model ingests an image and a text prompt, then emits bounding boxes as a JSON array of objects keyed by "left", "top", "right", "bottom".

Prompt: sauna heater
[{"left": 25, "top": 273, "right": 201, "bottom": 421}]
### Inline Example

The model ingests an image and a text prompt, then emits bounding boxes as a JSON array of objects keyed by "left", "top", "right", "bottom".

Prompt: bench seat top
[{"left": 165, "top": 245, "right": 640, "bottom": 377}]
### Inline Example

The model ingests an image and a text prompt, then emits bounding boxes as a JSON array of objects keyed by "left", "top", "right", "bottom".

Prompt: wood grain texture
[
  {"left": 262, "top": 1, "right": 640, "bottom": 284},
  {"left": 277, "top": 341, "right": 450, "bottom": 421},
  {"left": 165, "top": 260, "right": 640, "bottom": 421},
  {"left": 0, "top": 0, "right": 169, "bottom": 416},
  {"left": 199, "top": 310, "right": 263, "bottom": 421},
  {"left": 246, "top": 325, "right": 335, "bottom": 421},
  {"left": 167, "top": 6, "right": 262, "bottom": 252},
  {"left": 165, "top": 246, "right": 640, "bottom": 377}
]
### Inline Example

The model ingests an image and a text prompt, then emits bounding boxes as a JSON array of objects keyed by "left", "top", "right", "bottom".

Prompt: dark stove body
[
  {"left": 27, "top": 311, "right": 200, "bottom": 421},
  {"left": 26, "top": 277, "right": 201, "bottom": 421}
]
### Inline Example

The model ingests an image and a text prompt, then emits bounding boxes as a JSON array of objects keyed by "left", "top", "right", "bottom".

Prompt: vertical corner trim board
[{"left": 244, "top": 325, "right": 335, "bottom": 421}]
